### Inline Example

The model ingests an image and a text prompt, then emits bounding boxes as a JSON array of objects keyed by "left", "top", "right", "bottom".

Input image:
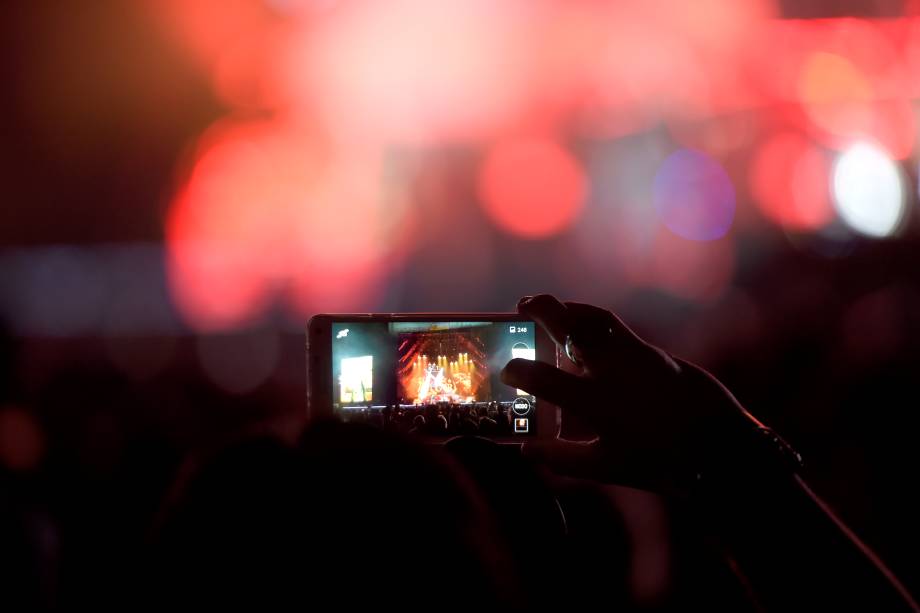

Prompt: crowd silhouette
[{"left": 4, "top": 257, "right": 920, "bottom": 610}]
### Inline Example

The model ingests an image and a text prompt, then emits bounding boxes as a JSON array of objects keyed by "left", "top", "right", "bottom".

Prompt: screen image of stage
[
  {"left": 331, "top": 320, "right": 537, "bottom": 436},
  {"left": 396, "top": 327, "right": 490, "bottom": 405}
]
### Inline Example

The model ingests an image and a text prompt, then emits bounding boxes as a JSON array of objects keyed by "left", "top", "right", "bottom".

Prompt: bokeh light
[
  {"left": 116, "top": 4, "right": 920, "bottom": 330},
  {"left": 478, "top": 137, "right": 587, "bottom": 239},
  {"left": 653, "top": 149, "right": 735, "bottom": 241},
  {"left": 12, "top": 7, "right": 920, "bottom": 607},
  {"left": 166, "top": 120, "right": 395, "bottom": 330},
  {"left": 155, "top": 0, "right": 273, "bottom": 73},
  {"left": 798, "top": 51, "right": 873, "bottom": 136},
  {"left": 287, "top": 0, "right": 532, "bottom": 143},
  {"left": 0, "top": 407, "right": 45, "bottom": 472},
  {"left": 750, "top": 132, "right": 834, "bottom": 231},
  {"left": 794, "top": 20, "right": 915, "bottom": 159},
  {"left": 166, "top": 127, "right": 283, "bottom": 331},
  {"left": 832, "top": 142, "right": 905, "bottom": 238},
  {"left": 283, "top": 161, "right": 391, "bottom": 314}
]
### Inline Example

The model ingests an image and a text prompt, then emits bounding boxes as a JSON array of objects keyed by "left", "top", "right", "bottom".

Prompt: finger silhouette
[
  {"left": 521, "top": 438, "right": 604, "bottom": 480},
  {"left": 500, "top": 358, "right": 593, "bottom": 419},
  {"left": 517, "top": 295, "right": 571, "bottom": 347}
]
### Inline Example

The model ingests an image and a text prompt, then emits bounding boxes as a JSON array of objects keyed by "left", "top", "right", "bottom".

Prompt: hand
[{"left": 501, "top": 295, "right": 759, "bottom": 495}]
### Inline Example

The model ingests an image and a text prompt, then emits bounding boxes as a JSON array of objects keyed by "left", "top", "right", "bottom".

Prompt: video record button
[{"left": 512, "top": 397, "right": 532, "bottom": 416}]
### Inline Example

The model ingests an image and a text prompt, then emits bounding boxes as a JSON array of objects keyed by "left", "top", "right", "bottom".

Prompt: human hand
[{"left": 502, "top": 295, "right": 760, "bottom": 495}]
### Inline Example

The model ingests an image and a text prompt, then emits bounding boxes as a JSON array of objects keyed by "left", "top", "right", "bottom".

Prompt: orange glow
[
  {"left": 212, "top": 27, "right": 278, "bottom": 110},
  {"left": 147, "top": 0, "right": 920, "bottom": 323},
  {"left": 166, "top": 135, "right": 278, "bottom": 330},
  {"left": 150, "top": 1, "right": 920, "bottom": 152},
  {"left": 798, "top": 52, "right": 874, "bottom": 143},
  {"left": 284, "top": 160, "right": 390, "bottom": 313},
  {"left": 0, "top": 407, "right": 45, "bottom": 472},
  {"left": 286, "top": 0, "right": 533, "bottom": 144},
  {"left": 799, "top": 51, "right": 873, "bottom": 111},
  {"left": 152, "top": 0, "right": 272, "bottom": 71},
  {"left": 750, "top": 132, "right": 834, "bottom": 231},
  {"left": 478, "top": 137, "right": 587, "bottom": 239},
  {"left": 166, "top": 120, "right": 392, "bottom": 330},
  {"left": 794, "top": 20, "right": 915, "bottom": 159},
  {"left": 152, "top": 0, "right": 286, "bottom": 112}
]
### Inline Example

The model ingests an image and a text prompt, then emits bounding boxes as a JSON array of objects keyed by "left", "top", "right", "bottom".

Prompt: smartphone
[{"left": 307, "top": 314, "right": 559, "bottom": 442}]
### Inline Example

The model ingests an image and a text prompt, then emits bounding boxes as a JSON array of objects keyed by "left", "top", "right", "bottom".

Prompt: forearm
[
  {"left": 695, "top": 469, "right": 917, "bottom": 611},
  {"left": 677, "top": 360, "right": 916, "bottom": 609}
]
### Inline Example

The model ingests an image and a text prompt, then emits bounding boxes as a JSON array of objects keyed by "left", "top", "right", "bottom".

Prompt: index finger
[
  {"left": 517, "top": 294, "right": 571, "bottom": 347},
  {"left": 563, "top": 301, "right": 650, "bottom": 365},
  {"left": 501, "top": 358, "right": 596, "bottom": 424}
]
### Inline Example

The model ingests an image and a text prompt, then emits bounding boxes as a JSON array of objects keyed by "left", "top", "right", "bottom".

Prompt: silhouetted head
[{"left": 149, "top": 421, "right": 521, "bottom": 610}]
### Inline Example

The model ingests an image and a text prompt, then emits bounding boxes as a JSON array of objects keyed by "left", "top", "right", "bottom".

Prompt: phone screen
[{"left": 331, "top": 320, "right": 538, "bottom": 436}]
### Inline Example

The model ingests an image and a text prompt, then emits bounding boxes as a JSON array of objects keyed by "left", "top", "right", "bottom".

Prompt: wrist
[
  {"left": 670, "top": 358, "right": 803, "bottom": 499},
  {"left": 688, "top": 407, "right": 804, "bottom": 504}
]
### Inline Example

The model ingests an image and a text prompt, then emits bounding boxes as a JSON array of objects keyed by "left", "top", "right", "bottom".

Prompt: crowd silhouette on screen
[{"left": 339, "top": 401, "right": 524, "bottom": 436}]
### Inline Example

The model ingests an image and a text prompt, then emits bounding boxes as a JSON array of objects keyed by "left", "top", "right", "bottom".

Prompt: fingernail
[{"left": 518, "top": 295, "right": 534, "bottom": 307}]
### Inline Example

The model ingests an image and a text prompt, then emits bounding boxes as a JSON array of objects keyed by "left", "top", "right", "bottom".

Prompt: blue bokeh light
[{"left": 653, "top": 149, "right": 736, "bottom": 241}]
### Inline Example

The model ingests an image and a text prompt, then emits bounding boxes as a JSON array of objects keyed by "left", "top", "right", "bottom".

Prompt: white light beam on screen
[
  {"left": 340, "top": 355, "right": 372, "bottom": 403},
  {"left": 511, "top": 342, "right": 534, "bottom": 396},
  {"left": 832, "top": 142, "right": 905, "bottom": 238}
]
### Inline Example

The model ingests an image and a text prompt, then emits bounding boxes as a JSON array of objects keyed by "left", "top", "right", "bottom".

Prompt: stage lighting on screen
[
  {"left": 340, "top": 356, "right": 373, "bottom": 403},
  {"left": 511, "top": 342, "right": 535, "bottom": 395}
]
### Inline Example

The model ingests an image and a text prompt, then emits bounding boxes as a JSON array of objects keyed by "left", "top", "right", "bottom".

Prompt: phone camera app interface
[{"left": 332, "top": 321, "right": 537, "bottom": 436}]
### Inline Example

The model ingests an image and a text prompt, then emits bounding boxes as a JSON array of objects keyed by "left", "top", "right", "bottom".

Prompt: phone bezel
[{"left": 307, "top": 313, "right": 559, "bottom": 443}]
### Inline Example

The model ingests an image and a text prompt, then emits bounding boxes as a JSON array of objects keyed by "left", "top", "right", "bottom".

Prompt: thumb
[{"left": 522, "top": 438, "right": 604, "bottom": 480}]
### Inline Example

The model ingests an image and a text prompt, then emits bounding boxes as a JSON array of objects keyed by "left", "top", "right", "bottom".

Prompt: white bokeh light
[{"left": 831, "top": 143, "right": 905, "bottom": 238}]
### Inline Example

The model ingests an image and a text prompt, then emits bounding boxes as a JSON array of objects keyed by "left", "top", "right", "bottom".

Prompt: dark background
[{"left": 3, "top": 0, "right": 920, "bottom": 608}]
